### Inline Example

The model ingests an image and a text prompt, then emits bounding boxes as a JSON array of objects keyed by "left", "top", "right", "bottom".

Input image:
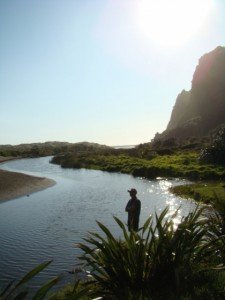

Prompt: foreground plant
[
  {"left": 2, "top": 207, "right": 225, "bottom": 299},
  {"left": 77, "top": 207, "right": 225, "bottom": 299},
  {"left": 0, "top": 260, "right": 59, "bottom": 300}
]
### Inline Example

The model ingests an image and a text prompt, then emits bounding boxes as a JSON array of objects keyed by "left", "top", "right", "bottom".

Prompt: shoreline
[{"left": 0, "top": 157, "right": 56, "bottom": 202}]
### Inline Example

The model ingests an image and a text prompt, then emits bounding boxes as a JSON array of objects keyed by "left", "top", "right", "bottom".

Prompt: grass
[
  {"left": 51, "top": 151, "right": 225, "bottom": 181},
  {"left": 170, "top": 182, "right": 225, "bottom": 204},
  {"left": 51, "top": 151, "right": 225, "bottom": 206}
]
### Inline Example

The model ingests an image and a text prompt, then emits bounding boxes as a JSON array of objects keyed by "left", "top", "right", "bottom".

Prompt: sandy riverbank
[
  {"left": 0, "top": 156, "right": 56, "bottom": 202},
  {"left": 0, "top": 155, "right": 18, "bottom": 163}
]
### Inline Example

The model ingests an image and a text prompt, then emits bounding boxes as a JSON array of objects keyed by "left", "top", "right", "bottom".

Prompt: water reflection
[{"left": 0, "top": 157, "right": 195, "bottom": 290}]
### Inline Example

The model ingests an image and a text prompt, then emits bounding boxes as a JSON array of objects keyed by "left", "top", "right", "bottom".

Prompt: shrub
[
  {"left": 199, "top": 125, "right": 225, "bottom": 165},
  {"left": 77, "top": 207, "right": 225, "bottom": 299},
  {"left": 0, "top": 261, "right": 59, "bottom": 300}
]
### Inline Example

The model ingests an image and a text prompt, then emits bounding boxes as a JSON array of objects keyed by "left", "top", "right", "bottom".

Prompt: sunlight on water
[{"left": 0, "top": 157, "right": 195, "bottom": 290}]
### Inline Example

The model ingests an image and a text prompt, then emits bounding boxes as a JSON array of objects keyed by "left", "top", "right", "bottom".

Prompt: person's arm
[{"left": 125, "top": 200, "right": 131, "bottom": 212}]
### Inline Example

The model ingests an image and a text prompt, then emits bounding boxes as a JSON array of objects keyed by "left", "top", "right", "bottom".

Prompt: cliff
[{"left": 156, "top": 46, "right": 225, "bottom": 141}]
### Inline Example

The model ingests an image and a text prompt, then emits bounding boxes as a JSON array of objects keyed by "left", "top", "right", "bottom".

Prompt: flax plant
[
  {"left": 206, "top": 194, "right": 225, "bottom": 266},
  {"left": 0, "top": 261, "right": 59, "bottom": 300},
  {"left": 77, "top": 206, "right": 225, "bottom": 299}
]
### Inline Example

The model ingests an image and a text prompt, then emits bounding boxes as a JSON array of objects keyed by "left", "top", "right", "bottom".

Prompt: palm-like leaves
[
  {"left": 0, "top": 261, "right": 60, "bottom": 300},
  {"left": 77, "top": 206, "right": 225, "bottom": 299}
]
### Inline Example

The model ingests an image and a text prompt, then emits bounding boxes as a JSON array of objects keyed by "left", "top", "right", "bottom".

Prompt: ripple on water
[{"left": 0, "top": 157, "right": 195, "bottom": 291}]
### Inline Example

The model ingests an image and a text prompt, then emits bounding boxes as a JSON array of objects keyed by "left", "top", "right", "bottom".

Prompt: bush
[
  {"left": 77, "top": 207, "right": 225, "bottom": 299},
  {"left": 0, "top": 261, "right": 59, "bottom": 300},
  {"left": 199, "top": 125, "right": 225, "bottom": 165}
]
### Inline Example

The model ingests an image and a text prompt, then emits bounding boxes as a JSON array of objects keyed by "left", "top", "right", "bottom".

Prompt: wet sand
[{"left": 0, "top": 157, "right": 56, "bottom": 202}]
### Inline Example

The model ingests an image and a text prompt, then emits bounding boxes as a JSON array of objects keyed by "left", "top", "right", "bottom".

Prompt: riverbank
[
  {"left": 0, "top": 155, "right": 18, "bottom": 163},
  {"left": 170, "top": 182, "right": 225, "bottom": 205},
  {"left": 51, "top": 152, "right": 225, "bottom": 180},
  {"left": 51, "top": 151, "right": 225, "bottom": 204},
  {"left": 0, "top": 169, "right": 56, "bottom": 202},
  {"left": 0, "top": 156, "right": 56, "bottom": 202}
]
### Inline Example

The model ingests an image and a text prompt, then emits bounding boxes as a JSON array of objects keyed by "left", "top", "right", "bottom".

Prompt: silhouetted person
[{"left": 125, "top": 188, "right": 141, "bottom": 232}]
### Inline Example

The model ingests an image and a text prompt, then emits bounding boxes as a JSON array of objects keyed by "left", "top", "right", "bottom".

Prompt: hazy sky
[{"left": 1, "top": 0, "right": 225, "bottom": 146}]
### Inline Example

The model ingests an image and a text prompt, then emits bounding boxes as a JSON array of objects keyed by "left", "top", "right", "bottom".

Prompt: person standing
[{"left": 125, "top": 188, "right": 141, "bottom": 232}]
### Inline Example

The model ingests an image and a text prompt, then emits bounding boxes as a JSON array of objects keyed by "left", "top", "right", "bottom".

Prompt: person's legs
[
  {"left": 133, "top": 218, "right": 139, "bottom": 231},
  {"left": 128, "top": 219, "right": 131, "bottom": 232}
]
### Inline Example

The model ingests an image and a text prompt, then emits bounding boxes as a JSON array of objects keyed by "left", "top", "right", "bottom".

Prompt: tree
[{"left": 199, "top": 125, "right": 225, "bottom": 165}]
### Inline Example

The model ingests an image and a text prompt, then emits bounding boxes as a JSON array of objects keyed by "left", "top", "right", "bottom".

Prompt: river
[{"left": 0, "top": 156, "right": 195, "bottom": 291}]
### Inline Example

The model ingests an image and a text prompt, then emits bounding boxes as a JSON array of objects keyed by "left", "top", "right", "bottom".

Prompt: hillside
[
  {"left": 156, "top": 46, "right": 225, "bottom": 141},
  {"left": 0, "top": 141, "right": 112, "bottom": 158}
]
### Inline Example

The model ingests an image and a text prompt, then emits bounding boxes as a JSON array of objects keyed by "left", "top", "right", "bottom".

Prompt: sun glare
[{"left": 136, "top": 0, "right": 213, "bottom": 47}]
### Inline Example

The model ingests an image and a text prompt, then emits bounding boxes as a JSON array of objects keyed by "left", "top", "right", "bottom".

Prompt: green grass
[
  {"left": 51, "top": 152, "right": 225, "bottom": 181},
  {"left": 170, "top": 182, "right": 225, "bottom": 204}
]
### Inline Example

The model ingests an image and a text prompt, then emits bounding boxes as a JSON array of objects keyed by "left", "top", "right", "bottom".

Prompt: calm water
[{"left": 0, "top": 157, "right": 195, "bottom": 290}]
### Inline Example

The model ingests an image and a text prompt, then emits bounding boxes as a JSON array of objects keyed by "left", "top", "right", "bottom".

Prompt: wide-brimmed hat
[{"left": 128, "top": 188, "right": 137, "bottom": 194}]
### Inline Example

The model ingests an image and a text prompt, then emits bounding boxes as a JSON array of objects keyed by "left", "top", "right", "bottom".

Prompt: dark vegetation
[
  {"left": 0, "top": 141, "right": 112, "bottom": 158},
  {"left": 71, "top": 206, "right": 225, "bottom": 299},
  {"left": 169, "top": 126, "right": 225, "bottom": 205},
  {"left": 199, "top": 125, "right": 225, "bottom": 165},
  {"left": 0, "top": 260, "right": 60, "bottom": 300},
  {"left": 2, "top": 205, "right": 225, "bottom": 299},
  {"left": 50, "top": 126, "right": 225, "bottom": 182}
]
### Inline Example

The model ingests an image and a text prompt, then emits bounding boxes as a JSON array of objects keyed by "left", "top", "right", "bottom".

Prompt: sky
[{"left": 0, "top": 0, "right": 225, "bottom": 146}]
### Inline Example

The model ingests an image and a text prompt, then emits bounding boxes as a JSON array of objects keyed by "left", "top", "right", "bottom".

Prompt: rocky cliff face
[
  {"left": 156, "top": 46, "right": 225, "bottom": 141},
  {"left": 166, "top": 90, "right": 191, "bottom": 130}
]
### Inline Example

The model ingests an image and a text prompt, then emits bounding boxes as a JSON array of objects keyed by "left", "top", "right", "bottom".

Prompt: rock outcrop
[{"left": 156, "top": 46, "right": 225, "bottom": 141}]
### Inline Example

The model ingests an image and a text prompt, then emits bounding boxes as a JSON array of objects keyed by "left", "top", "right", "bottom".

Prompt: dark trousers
[{"left": 128, "top": 217, "right": 139, "bottom": 232}]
